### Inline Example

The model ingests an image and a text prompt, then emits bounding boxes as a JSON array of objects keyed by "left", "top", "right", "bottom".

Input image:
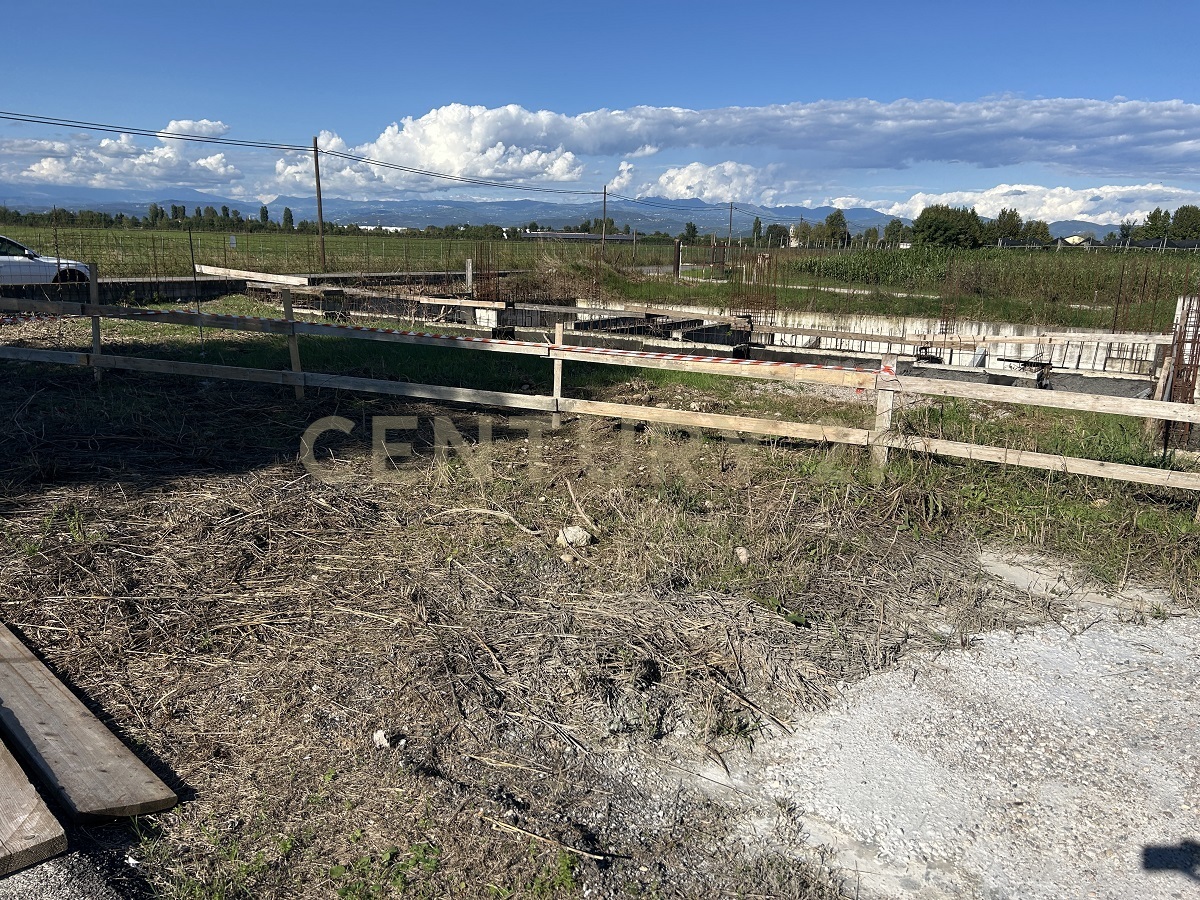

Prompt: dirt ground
[{"left": 0, "top": 324, "right": 1197, "bottom": 898}]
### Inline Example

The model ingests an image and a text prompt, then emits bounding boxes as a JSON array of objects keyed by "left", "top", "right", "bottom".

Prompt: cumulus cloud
[
  {"left": 159, "top": 119, "right": 231, "bottom": 140},
  {"left": 609, "top": 161, "right": 636, "bottom": 193},
  {"left": 0, "top": 138, "right": 71, "bottom": 157},
  {"left": 306, "top": 98, "right": 1200, "bottom": 185},
  {"left": 10, "top": 98, "right": 1200, "bottom": 221},
  {"left": 651, "top": 161, "right": 779, "bottom": 205},
  {"left": 8, "top": 120, "right": 242, "bottom": 189},
  {"left": 869, "top": 183, "right": 1200, "bottom": 226}
]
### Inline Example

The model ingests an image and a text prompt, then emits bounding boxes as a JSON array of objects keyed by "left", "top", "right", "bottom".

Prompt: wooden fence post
[
  {"left": 552, "top": 320, "right": 564, "bottom": 429},
  {"left": 1144, "top": 355, "right": 1173, "bottom": 441},
  {"left": 871, "top": 353, "right": 898, "bottom": 468},
  {"left": 89, "top": 262, "right": 101, "bottom": 382},
  {"left": 281, "top": 288, "right": 305, "bottom": 400}
]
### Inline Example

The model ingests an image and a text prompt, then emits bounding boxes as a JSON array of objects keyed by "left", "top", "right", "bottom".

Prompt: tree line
[
  {"left": 0, "top": 203, "right": 325, "bottom": 234},
  {"left": 7, "top": 201, "right": 1200, "bottom": 249}
]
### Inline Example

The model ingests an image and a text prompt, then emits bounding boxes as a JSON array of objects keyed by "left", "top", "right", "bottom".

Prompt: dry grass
[{"left": 1, "top": 307, "right": 1195, "bottom": 898}]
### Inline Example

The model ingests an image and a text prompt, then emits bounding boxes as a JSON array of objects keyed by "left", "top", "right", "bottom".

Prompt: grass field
[{"left": 6, "top": 224, "right": 1197, "bottom": 332}]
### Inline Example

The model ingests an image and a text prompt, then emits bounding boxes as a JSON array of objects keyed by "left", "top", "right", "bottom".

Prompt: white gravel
[{"left": 699, "top": 610, "right": 1200, "bottom": 899}]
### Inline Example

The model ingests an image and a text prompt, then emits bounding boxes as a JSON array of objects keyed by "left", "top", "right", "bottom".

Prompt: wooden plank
[
  {"left": 89, "top": 264, "right": 101, "bottom": 383},
  {"left": 0, "top": 624, "right": 177, "bottom": 821},
  {"left": 281, "top": 288, "right": 305, "bottom": 400},
  {"left": 552, "top": 321, "right": 564, "bottom": 430},
  {"left": 0, "top": 297, "right": 85, "bottom": 316},
  {"left": 883, "top": 434, "right": 1200, "bottom": 491},
  {"left": 93, "top": 354, "right": 298, "bottom": 386},
  {"left": 0, "top": 740, "right": 67, "bottom": 877},
  {"left": 340, "top": 288, "right": 507, "bottom": 311},
  {"left": 86, "top": 353, "right": 554, "bottom": 412},
  {"left": 559, "top": 397, "right": 871, "bottom": 445},
  {"left": 889, "top": 373, "right": 1200, "bottom": 425},
  {"left": 194, "top": 264, "right": 309, "bottom": 286},
  {"left": 1145, "top": 356, "right": 1175, "bottom": 439},
  {"left": 109, "top": 308, "right": 293, "bottom": 335},
  {"left": 872, "top": 354, "right": 898, "bottom": 467},
  {"left": 292, "top": 321, "right": 551, "bottom": 356},
  {"left": 0, "top": 347, "right": 90, "bottom": 366},
  {"left": 301, "top": 372, "right": 557, "bottom": 412},
  {"left": 551, "top": 346, "right": 878, "bottom": 388}
]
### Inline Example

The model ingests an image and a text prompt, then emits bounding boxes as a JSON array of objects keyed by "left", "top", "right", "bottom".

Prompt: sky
[{"left": 3, "top": 0, "right": 1200, "bottom": 227}]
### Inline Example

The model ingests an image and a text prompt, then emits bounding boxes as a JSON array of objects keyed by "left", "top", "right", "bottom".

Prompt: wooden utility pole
[
  {"left": 313, "top": 136, "right": 327, "bottom": 273},
  {"left": 600, "top": 185, "right": 607, "bottom": 265}
]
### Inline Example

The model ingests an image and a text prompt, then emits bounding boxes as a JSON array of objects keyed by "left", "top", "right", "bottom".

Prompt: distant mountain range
[{"left": 0, "top": 181, "right": 1121, "bottom": 240}]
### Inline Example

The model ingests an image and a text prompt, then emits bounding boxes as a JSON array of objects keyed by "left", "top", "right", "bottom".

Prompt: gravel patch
[{"left": 696, "top": 610, "right": 1200, "bottom": 899}]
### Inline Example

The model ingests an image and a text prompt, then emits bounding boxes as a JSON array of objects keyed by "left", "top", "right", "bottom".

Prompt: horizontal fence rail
[{"left": 1, "top": 290, "right": 1198, "bottom": 494}]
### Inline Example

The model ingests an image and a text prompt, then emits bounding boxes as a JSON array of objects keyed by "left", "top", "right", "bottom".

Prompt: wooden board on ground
[
  {"left": 0, "top": 624, "right": 177, "bottom": 822},
  {"left": 0, "top": 739, "right": 66, "bottom": 877}
]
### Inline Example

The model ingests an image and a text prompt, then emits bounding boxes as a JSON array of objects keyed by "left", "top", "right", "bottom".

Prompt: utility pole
[
  {"left": 601, "top": 185, "right": 607, "bottom": 265},
  {"left": 313, "top": 136, "right": 327, "bottom": 273},
  {"left": 727, "top": 202, "right": 734, "bottom": 276}
]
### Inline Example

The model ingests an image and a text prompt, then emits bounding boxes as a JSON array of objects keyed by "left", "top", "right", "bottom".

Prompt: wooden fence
[{"left": 2, "top": 282, "right": 1199, "bottom": 496}]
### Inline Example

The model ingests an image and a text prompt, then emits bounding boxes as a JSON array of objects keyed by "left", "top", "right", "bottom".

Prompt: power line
[
  {"left": 0, "top": 111, "right": 305, "bottom": 152},
  {"left": 0, "top": 110, "right": 874, "bottom": 217},
  {"left": 0, "top": 110, "right": 603, "bottom": 196}
]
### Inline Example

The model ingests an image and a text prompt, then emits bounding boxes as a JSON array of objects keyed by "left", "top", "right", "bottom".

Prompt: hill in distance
[{"left": 0, "top": 181, "right": 1118, "bottom": 240}]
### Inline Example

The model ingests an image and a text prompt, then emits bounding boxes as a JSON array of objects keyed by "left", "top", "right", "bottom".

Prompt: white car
[{"left": 0, "top": 235, "right": 91, "bottom": 284}]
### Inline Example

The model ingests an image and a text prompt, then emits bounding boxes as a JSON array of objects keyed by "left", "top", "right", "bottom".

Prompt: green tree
[
  {"left": 764, "top": 223, "right": 789, "bottom": 246},
  {"left": 282, "top": 207, "right": 294, "bottom": 231},
  {"left": 984, "top": 207, "right": 1023, "bottom": 243},
  {"left": 883, "top": 218, "right": 906, "bottom": 244},
  {"left": 1019, "top": 219, "right": 1052, "bottom": 244},
  {"left": 1170, "top": 204, "right": 1200, "bottom": 240},
  {"left": 824, "top": 209, "right": 849, "bottom": 245},
  {"left": 752, "top": 216, "right": 762, "bottom": 243},
  {"left": 1136, "top": 207, "right": 1171, "bottom": 240},
  {"left": 912, "top": 204, "right": 983, "bottom": 248},
  {"left": 681, "top": 221, "right": 699, "bottom": 243},
  {"left": 862, "top": 226, "right": 879, "bottom": 245},
  {"left": 259, "top": 205, "right": 270, "bottom": 226}
]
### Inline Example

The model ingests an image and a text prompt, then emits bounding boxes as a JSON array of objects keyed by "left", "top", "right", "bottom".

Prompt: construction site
[{"left": 1, "top": 240, "right": 1198, "bottom": 899}]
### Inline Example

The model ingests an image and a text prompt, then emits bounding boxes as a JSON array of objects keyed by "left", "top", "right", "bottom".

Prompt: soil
[{"left": 0, "top": 311, "right": 1197, "bottom": 899}]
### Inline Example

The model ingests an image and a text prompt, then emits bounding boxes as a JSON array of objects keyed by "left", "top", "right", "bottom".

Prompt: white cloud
[
  {"left": 11, "top": 119, "right": 241, "bottom": 189},
  {"left": 610, "top": 161, "right": 636, "bottom": 193},
  {"left": 0, "top": 138, "right": 70, "bottom": 157},
  {"left": 322, "top": 98, "right": 1200, "bottom": 180},
  {"left": 870, "top": 183, "right": 1200, "bottom": 225},
  {"left": 259, "top": 96, "right": 1200, "bottom": 202},
  {"left": 651, "top": 161, "right": 779, "bottom": 205},
  {"left": 159, "top": 119, "right": 231, "bottom": 140},
  {"left": 10, "top": 98, "right": 1200, "bottom": 223}
]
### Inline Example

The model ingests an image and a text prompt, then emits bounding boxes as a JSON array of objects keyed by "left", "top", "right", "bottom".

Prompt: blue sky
[{"left": 3, "top": 0, "right": 1200, "bottom": 225}]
